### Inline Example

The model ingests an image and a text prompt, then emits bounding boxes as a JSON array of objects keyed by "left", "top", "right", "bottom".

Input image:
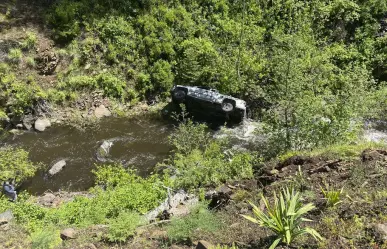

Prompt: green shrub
[
  {"left": 150, "top": 59, "right": 174, "bottom": 93},
  {"left": 47, "top": 165, "right": 168, "bottom": 227},
  {"left": 162, "top": 120, "right": 253, "bottom": 189},
  {"left": 25, "top": 57, "right": 36, "bottom": 68},
  {"left": 168, "top": 142, "right": 253, "bottom": 190},
  {"left": 169, "top": 119, "right": 211, "bottom": 155},
  {"left": 95, "top": 73, "right": 127, "bottom": 99},
  {"left": 21, "top": 32, "right": 37, "bottom": 50},
  {"left": 47, "top": 0, "right": 83, "bottom": 42},
  {"left": 321, "top": 185, "right": 344, "bottom": 208},
  {"left": 167, "top": 203, "right": 222, "bottom": 243},
  {"left": 30, "top": 227, "right": 62, "bottom": 249},
  {"left": 0, "top": 147, "right": 41, "bottom": 183},
  {"left": 107, "top": 211, "right": 142, "bottom": 242},
  {"left": 8, "top": 48, "right": 22, "bottom": 64},
  {"left": 60, "top": 75, "right": 96, "bottom": 91},
  {"left": 242, "top": 188, "right": 322, "bottom": 249}
]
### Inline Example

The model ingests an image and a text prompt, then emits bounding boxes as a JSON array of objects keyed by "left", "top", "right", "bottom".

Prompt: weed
[
  {"left": 30, "top": 227, "right": 62, "bottom": 249},
  {"left": 321, "top": 184, "right": 344, "bottom": 208},
  {"left": 107, "top": 211, "right": 142, "bottom": 242},
  {"left": 242, "top": 188, "right": 322, "bottom": 249},
  {"left": 167, "top": 203, "right": 223, "bottom": 243},
  {"left": 7, "top": 48, "right": 22, "bottom": 64},
  {"left": 21, "top": 32, "right": 37, "bottom": 50},
  {"left": 25, "top": 57, "right": 36, "bottom": 68}
]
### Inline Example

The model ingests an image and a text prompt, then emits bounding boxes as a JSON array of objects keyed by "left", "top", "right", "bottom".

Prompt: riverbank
[{"left": 1, "top": 140, "right": 387, "bottom": 249}]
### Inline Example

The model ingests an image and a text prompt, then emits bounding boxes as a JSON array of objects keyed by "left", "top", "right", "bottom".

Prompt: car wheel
[
  {"left": 221, "top": 99, "right": 235, "bottom": 112},
  {"left": 173, "top": 89, "right": 186, "bottom": 102}
]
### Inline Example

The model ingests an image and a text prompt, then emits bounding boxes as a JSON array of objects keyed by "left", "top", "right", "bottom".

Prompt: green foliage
[
  {"left": 163, "top": 120, "right": 253, "bottom": 189},
  {"left": 47, "top": 164, "right": 167, "bottom": 227},
  {"left": 321, "top": 185, "right": 344, "bottom": 207},
  {"left": 169, "top": 119, "right": 211, "bottom": 155},
  {"left": 30, "top": 227, "right": 62, "bottom": 249},
  {"left": 176, "top": 38, "right": 219, "bottom": 86},
  {"left": 0, "top": 147, "right": 40, "bottom": 183},
  {"left": 7, "top": 48, "right": 22, "bottom": 64},
  {"left": 242, "top": 188, "right": 322, "bottom": 249},
  {"left": 25, "top": 57, "right": 36, "bottom": 68},
  {"left": 167, "top": 203, "right": 223, "bottom": 242},
  {"left": 150, "top": 59, "right": 174, "bottom": 93},
  {"left": 106, "top": 211, "right": 142, "bottom": 242},
  {"left": 21, "top": 32, "right": 37, "bottom": 50}
]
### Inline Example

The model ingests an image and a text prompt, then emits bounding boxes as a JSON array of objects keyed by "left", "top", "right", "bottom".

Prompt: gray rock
[
  {"left": 60, "top": 228, "right": 77, "bottom": 240},
  {"left": 16, "top": 124, "right": 23, "bottom": 129},
  {"left": 196, "top": 240, "right": 214, "bottom": 249},
  {"left": 35, "top": 118, "right": 51, "bottom": 132},
  {"left": 374, "top": 223, "right": 387, "bottom": 240},
  {"left": 94, "top": 105, "right": 111, "bottom": 118},
  {"left": 144, "top": 190, "right": 198, "bottom": 222},
  {"left": 22, "top": 114, "right": 34, "bottom": 130},
  {"left": 96, "top": 140, "right": 113, "bottom": 162},
  {"left": 49, "top": 160, "right": 66, "bottom": 176},
  {"left": 0, "top": 210, "right": 13, "bottom": 224},
  {"left": 39, "top": 193, "right": 56, "bottom": 206}
]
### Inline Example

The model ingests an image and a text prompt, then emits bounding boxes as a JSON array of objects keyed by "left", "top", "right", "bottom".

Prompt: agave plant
[{"left": 242, "top": 187, "right": 322, "bottom": 249}]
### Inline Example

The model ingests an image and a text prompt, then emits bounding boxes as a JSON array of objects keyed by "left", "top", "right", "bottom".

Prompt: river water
[{"left": 1, "top": 117, "right": 173, "bottom": 194}]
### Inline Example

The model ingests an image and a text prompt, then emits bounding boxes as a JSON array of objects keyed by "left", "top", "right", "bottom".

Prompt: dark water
[{"left": 1, "top": 117, "right": 173, "bottom": 194}]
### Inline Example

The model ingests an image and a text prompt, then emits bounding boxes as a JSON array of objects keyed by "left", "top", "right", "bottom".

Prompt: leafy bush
[
  {"left": 168, "top": 119, "right": 211, "bottom": 155},
  {"left": 163, "top": 120, "right": 253, "bottom": 189},
  {"left": 30, "top": 227, "right": 62, "bottom": 249},
  {"left": 7, "top": 48, "right": 22, "bottom": 64},
  {"left": 25, "top": 57, "right": 36, "bottom": 68},
  {"left": 47, "top": 0, "right": 83, "bottom": 42},
  {"left": 242, "top": 188, "right": 322, "bottom": 249},
  {"left": 47, "top": 165, "right": 168, "bottom": 227},
  {"left": 95, "top": 73, "right": 127, "bottom": 99},
  {"left": 21, "top": 32, "right": 37, "bottom": 50},
  {"left": 0, "top": 147, "right": 41, "bottom": 183},
  {"left": 167, "top": 203, "right": 223, "bottom": 243},
  {"left": 171, "top": 143, "right": 253, "bottom": 189},
  {"left": 150, "top": 59, "right": 174, "bottom": 93},
  {"left": 107, "top": 211, "right": 142, "bottom": 242}
]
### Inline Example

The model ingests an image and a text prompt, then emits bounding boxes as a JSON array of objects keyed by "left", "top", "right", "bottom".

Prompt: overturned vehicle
[{"left": 170, "top": 85, "right": 248, "bottom": 123}]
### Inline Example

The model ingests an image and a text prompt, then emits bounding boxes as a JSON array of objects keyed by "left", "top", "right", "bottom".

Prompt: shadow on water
[{"left": 1, "top": 117, "right": 173, "bottom": 194}]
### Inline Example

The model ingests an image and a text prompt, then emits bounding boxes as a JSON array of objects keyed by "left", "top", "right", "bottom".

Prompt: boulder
[
  {"left": 0, "top": 210, "right": 13, "bottom": 224},
  {"left": 34, "top": 118, "right": 51, "bottom": 132},
  {"left": 94, "top": 105, "right": 111, "bottom": 118},
  {"left": 96, "top": 140, "right": 113, "bottom": 162},
  {"left": 373, "top": 223, "right": 387, "bottom": 240},
  {"left": 22, "top": 114, "right": 34, "bottom": 130},
  {"left": 49, "top": 160, "right": 66, "bottom": 176},
  {"left": 38, "top": 193, "right": 56, "bottom": 206},
  {"left": 196, "top": 240, "right": 214, "bottom": 249},
  {"left": 60, "top": 228, "right": 77, "bottom": 240}
]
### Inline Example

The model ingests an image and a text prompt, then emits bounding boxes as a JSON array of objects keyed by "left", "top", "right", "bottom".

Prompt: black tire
[
  {"left": 173, "top": 89, "right": 186, "bottom": 103},
  {"left": 221, "top": 99, "right": 235, "bottom": 112}
]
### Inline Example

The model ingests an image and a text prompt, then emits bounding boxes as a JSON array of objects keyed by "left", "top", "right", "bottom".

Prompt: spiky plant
[
  {"left": 321, "top": 185, "right": 344, "bottom": 207},
  {"left": 242, "top": 187, "right": 322, "bottom": 249}
]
